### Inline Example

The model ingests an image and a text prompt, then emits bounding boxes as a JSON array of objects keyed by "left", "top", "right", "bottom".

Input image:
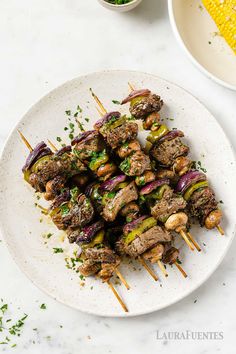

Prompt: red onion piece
[
  {"left": 158, "top": 130, "right": 184, "bottom": 145},
  {"left": 22, "top": 142, "right": 52, "bottom": 172},
  {"left": 51, "top": 188, "right": 70, "bottom": 209},
  {"left": 76, "top": 220, "right": 104, "bottom": 244},
  {"left": 71, "top": 131, "right": 97, "bottom": 146},
  {"left": 99, "top": 175, "right": 126, "bottom": 193},
  {"left": 123, "top": 216, "right": 148, "bottom": 236},
  {"left": 175, "top": 170, "right": 207, "bottom": 194},
  {"left": 76, "top": 246, "right": 82, "bottom": 258},
  {"left": 55, "top": 145, "right": 71, "bottom": 156},
  {"left": 94, "top": 112, "right": 121, "bottom": 130},
  {"left": 121, "top": 89, "right": 151, "bottom": 105},
  {"left": 140, "top": 178, "right": 170, "bottom": 195}
]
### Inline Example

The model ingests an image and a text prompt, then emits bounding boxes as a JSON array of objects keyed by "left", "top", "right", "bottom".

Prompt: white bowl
[
  {"left": 97, "top": 0, "right": 142, "bottom": 12},
  {"left": 168, "top": 0, "right": 236, "bottom": 91}
]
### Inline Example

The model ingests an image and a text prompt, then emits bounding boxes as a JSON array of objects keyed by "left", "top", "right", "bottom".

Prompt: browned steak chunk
[
  {"left": 151, "top": 137, "right": 189, "bottom": 167},
  {"left": 84, "top": 247, "right": 118, "bottom": 264},
  {"left": 74, "top": 131, "right": 106, "bottom": 161},
  {"left": 117, "top": 226, "right": 172, "bottom": 258},
  {"left": 162, "top": 247, "right": 179, "bottom": 265},
  {"left": 151, "top": 189, "right": 187, "bottom": 221},
  {"left": 130, "top": 94, "right": 163, "bottom": 119},
  {"left": 106, "top": 122, "right": 138, "bottom": 149},
  {"left": 188, "top": 187, "right": 218, "bottom": 225},
  {"left": 125, "top": 151, "right": 151, "bottom": 176},
  {"left": 142, "top": 244, "right": 165, "bottom": 263},
  {"left": 102, "top": 182, "right": 138, "bottom": 222},
  {"left": 79, "top": 259, "right": 101, "bottom": 277}
]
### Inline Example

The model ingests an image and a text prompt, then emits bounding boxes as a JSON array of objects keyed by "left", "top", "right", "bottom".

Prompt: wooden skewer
[
  {"left": 47, "top": 139, "right": 58, "bottom": 152},
  {"left": 174, "top": 261, "right": 188, "bottom": 278},
  {"left": 179, "top": 229, "right": 195, "bottom": 251},
  {"left": 216, "top": 225, "right": 224, "bottom": 236},
  {"left": 90, "top": 88, "right": 107, "bottom": 115},
  {"left": 96, "top": 106, "right": 104, "bottom": 117},
  {"left": 107, "top": 280, "right": 128, "bottom": 312},
  {"left": 157, "top": 260, "right": 168, "bottom": 277},
  {"left": 138, "top": 256, "right": 158, "bottom": 281},
  {"left": 18, "top": 130, "right": 33, "bottom": 151},
  {"left": 128, "top": 82, "right": 135, "bottom": 91},
  {"left": 187, "top": 232, "right": 201, "bottom": 252},
  {"left": 115, "top": 269, "right": 130, "bottom": 290}
]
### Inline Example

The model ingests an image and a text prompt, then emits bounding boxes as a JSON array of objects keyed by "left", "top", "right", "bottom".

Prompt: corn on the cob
[{"left": 202, "top": 0, "right": 236, "bottom": 54}]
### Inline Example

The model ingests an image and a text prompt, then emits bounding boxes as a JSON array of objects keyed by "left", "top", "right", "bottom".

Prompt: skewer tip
[
  {"left": 174, "top": 261, "right": 188, "bottom": 278},
  {"left": 107, "top": 280, "right": 128, "bottom": 313}
]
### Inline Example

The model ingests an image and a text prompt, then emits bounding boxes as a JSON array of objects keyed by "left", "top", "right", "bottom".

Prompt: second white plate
[{"left": 168, "top": 0, "right": 236, "bottom": 90}]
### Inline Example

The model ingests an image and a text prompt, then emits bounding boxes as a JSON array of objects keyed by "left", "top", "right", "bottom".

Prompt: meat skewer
[
  {"left": 89, "top": 92, "right": 197, "bottom": 253},
  {"left": 46, "top": 139, "right": 131, "bottom": 290},
  {"left": 71, "top": 131, "right": 159, "bottom": 281},
  {"left": 19, "top": 132, "right": 129, "bottom": 311},
  {"left": 89, "top": 93, "right": 188, "bottom": 278},
  {"left": 122, "top": 85, "right": 224, "bottom": 236}
]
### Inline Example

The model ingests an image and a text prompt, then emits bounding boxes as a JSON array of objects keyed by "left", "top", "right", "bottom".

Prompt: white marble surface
[{"left": 0, "top": 0, "right": 235, "bottom": 353}]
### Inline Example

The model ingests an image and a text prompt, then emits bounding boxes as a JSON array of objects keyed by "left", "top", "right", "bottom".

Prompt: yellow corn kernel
[{"left": 203, "top": 0, "right": 236, "bottom": 54}]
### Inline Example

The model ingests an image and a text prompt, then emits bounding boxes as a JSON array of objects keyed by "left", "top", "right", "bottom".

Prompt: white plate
[
  {"left": 168, "top": 0, "right": 236, "bottom": 90},
  {"left": 0, "top": 70, "right": 235, "bottom": 317}
]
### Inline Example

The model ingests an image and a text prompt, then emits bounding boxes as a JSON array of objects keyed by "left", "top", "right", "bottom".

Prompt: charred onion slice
[
  {"left": 183, "top": 180, "right": 209, "bottom": 201},
  {"left": 94, "top": 111, "right": 121, "bottom": 130},
  {"left": 158, "top": 130, "right": 184, "bottom": 144},
  {"left": 123, "top": 215, "right": 148, "bottom": 236},
  {"left": 22, "top": 141, "right": 52, "bottom": 172},
  {"left": 121, "top": 89, "right": 151, "bottom": 105},
  {"left": 176, "top": 170, "right": 207, "bottom": 194},
  {"left": 140, "top": 178, "right": 170, "bottom": 195},
  {"left": 76, "top": 220, "right": 104, "bottom": 244},
  {"left": 99, "top": 175, "right": 126, "bottom": 193}
]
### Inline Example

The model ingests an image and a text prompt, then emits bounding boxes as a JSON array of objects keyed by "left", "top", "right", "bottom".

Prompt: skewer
[
  {"left": 18, "top": 130, "right": 33, "bottom": 151},
  {"left": 128, "top": 82, "right": 135, "bottom": 91},
  {"left": 216, "top": 225, "right": 224, "bottom": 236},
  {"left": 20, "top": 133, "right": 131, "bottom": 291},
  {"left": 127, "top": 83, "right": 224, "bottom": 238},
  {"left": 49, "top": 138, "right": 131, "bottom": 290},
  {"left": 174, "top": 261, "right": 188, "bottom": 278},
  {"left": 187, "top": 232, "right": 201, "bottom": 252},
  {"left": 115, "top": 269, "right": 130, "bottom": 290},
  {"left": 47, "top": 139, "right": 58, "bottom": 152},
  {"left": 157, "top": 260, "right": 168, "bottom": 277},
  {"left": 179, "top": 230, "right": 195, "bottom": 251},
  {"left": 107, "top": 280, "right": 128, "bottom": 312},
  {"left": 138, "top": 256, "right": 158, "bottom": 281},
  {"left": 90, "top": 88, "right": 107, "bottom": 115}
]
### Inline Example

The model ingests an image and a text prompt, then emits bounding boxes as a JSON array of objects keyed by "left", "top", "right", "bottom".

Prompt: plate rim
[
  {"left": 168, "top": 0, "right": 236, "bottom": 92},
  {"left": 0, "top": 69, "right": 236, "bottom": 317}
]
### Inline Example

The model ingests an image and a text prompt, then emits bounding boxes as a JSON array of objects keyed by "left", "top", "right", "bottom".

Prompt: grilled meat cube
[
  {"left": 188, "top": 187, "right": 218, "bottom": 225},
  {"left": 102, "top": 181, "right": 138, "bottom": 222},
  {"left": 125, "top": 151, "right": 151, "bottom": 176},
  {"left": 151, "top": 189, "right": 187, "bottom": 221},
  {"left": 74, "top": 131, "right": 106, "bottom": 161},
  {"left": 84, "top": 247, "right": 118, "bottom": 264},
  {"left": 79, "top": 259, "right": 101, "bottom": 277},
  {"left": 63, "top": 194, "right": 94, "bottom": 229},
  {"left": 51, "top": 194, "right": 94, "bottom": 230},
  {"left": 130, "top": 94, "right": 163, "bottom": 119},
  {"left": 28, "top": 155, "right": 86, "bottom": 192},
  {"left": 106, "top": 122, "right": 138, "bottom": 149},
  {"left": 67, "top": 228, "right": 80, "bottom": 243},
  {"left": 44, "top": 175, "right": 66, "bottom": 200},
  {"left": 117, "top": 226, "right": 172, "bottom": 258},
  {"left": 150, "top": 137, "right": 189, "bottom": 167},
  {"left": 162, "top": 247, "right": 179, "bottom": 265},
  {"left": 117, "top": 140, "right": 141, "bottom": 159},
  {"left": 142, "top": 244, "right": 165, "bottom": 264},
  {"left": 98, "top": 257, "right": 121, "bottom": 282}
]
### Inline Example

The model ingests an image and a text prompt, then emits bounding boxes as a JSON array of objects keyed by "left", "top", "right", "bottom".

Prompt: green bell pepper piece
[
  {"left": 147, "top": 124, "right": 169, "bottom": 144},
  {"left": 124, "top": 217, "right": 157, "bottom": 245},
  {"left": 184, "top": 181, "right": 209, "bottom": 201}
]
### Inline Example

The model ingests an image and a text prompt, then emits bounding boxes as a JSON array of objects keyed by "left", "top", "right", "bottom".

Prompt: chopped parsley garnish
[
  {"left": 40, "top": 304, "right": 46, "bottom": 310},
  {"left": 56, "top": 137, "right": 62, "bottom": 142},
  {"left": 65, "top": 110, "right": 71, "bottom": 116},
  {"left": 60, "top": 204, "right": 70, "bottom": 216},
  {"left": 112, "top": 100, "right": 121, "bottom": 105},
  {"left": 53, "top": 248, "right": 64, "bottom": 254},
  {"left": 119, "top": 158, "right": 131, "bottom": 175},
  {"left": 85, "top": 117, "right": 90, "bottom": 122}
]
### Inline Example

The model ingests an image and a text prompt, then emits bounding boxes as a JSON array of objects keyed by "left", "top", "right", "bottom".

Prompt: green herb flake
[
  {"left": 53, "top": 248, "right": 64, "bottom": 254},
  {"left": 65, "top": 110, "right": 71, "bottom": 116},
  {"left": 0, "top": 304, "right": 8, "bottom": 314},
  {"left": 85, "top": 117, "right": 90, "bottom": 122},
  {"left": 40, "top": 303, "right": 46, "bottom": 310},
  {"left": 112, "top": 100, "right": 121, "bottom": 105},
  {"left": 56, "top": 137, "right": 62, "bottom": 142}
]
